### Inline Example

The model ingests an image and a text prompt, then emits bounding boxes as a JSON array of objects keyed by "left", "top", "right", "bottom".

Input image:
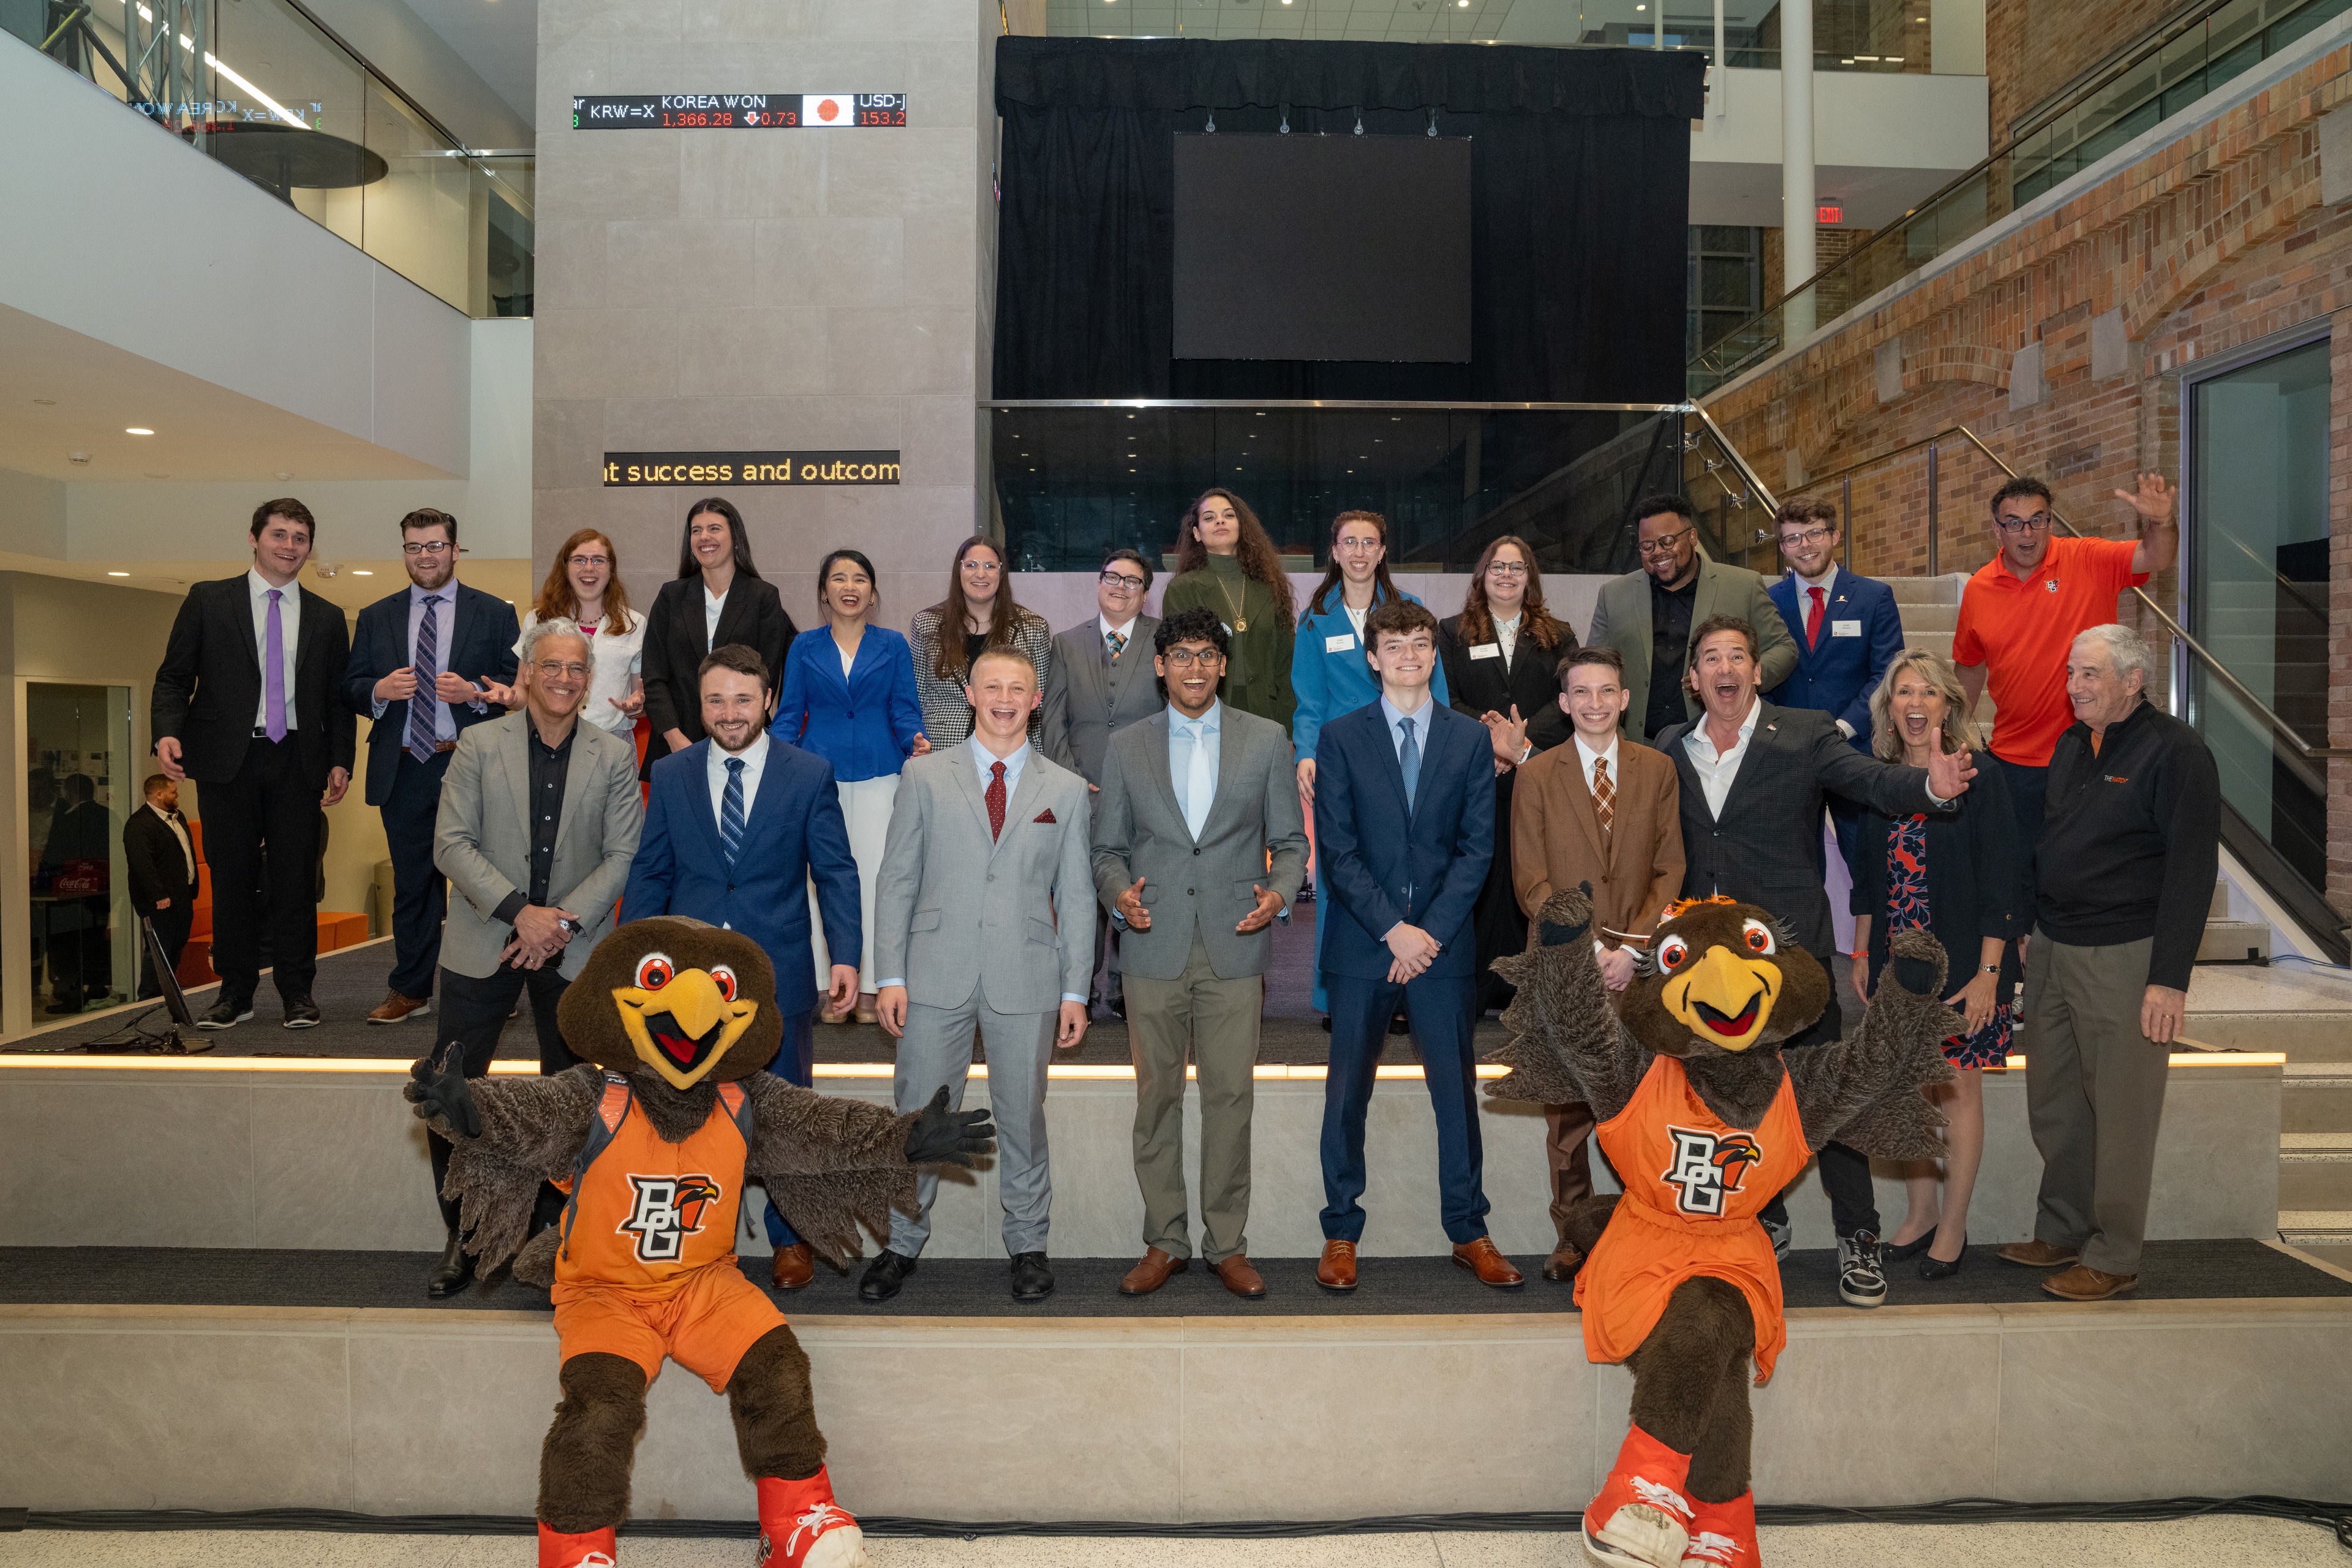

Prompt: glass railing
[
  {"left": 7, "top": 0, "right": 532, "bottom": 318},
  {"left": 1688, "top": 0, "right": 2350, "bottom": 397}
]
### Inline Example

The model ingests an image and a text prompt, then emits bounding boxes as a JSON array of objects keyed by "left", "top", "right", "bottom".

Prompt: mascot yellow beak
[
  {"left": 612, "top": 969, "right": 759, "bottom": 1090},
  {"left": 1664, "top": 944, "right": 1779, "bottom": 1052}
]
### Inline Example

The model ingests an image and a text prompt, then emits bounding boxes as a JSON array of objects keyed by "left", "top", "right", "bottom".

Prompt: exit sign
[{"left": 1817, "top": 202, "right": 1845, "bottom": 225}]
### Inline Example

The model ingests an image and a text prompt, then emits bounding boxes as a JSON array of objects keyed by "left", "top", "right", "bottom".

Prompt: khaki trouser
[
  {"left": 1123, "top": 928, "right": 1262, "bottom": 1262},
  {"left": 2024, "top": 929, "right": 2171, "bottom": 1276}
]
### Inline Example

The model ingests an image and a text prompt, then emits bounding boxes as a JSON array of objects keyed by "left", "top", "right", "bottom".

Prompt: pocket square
[{"left": 1033, "top": 807, "right": 1058, "bottom": 824}]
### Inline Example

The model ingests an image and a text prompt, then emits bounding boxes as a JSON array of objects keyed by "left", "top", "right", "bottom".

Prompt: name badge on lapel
[
  {"left": 1831, "top": 619, "right": 1861, "bottom": 637},
  {"left": 1469, "top": 644, "right": 1502, "bottom": 660},
  {"left": 1325, "top": 633, "right": 1355, "bottom": 654}
]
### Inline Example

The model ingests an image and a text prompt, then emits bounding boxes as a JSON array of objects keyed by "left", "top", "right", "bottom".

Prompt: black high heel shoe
[
  {"left": 1885, "top": 1231, "right": 1938, "bottom": 1263},
  {"left": 1917, "top": 1235, "right": 1967, "bottom": 1280}
]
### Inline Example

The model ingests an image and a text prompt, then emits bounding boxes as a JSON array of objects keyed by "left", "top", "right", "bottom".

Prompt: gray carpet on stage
[{"left": 4, "top": 1240, "right": 2343, "bottom": 1316}]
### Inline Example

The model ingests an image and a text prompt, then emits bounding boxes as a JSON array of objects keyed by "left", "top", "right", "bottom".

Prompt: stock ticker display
[{"left": 571, "top": 94, "right": 908, "bottom": 129}]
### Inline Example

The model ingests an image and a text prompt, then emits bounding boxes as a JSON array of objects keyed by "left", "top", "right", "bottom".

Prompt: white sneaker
[{"left": 1838, "top": 1228, "right": 1888, "bottom": 1307}]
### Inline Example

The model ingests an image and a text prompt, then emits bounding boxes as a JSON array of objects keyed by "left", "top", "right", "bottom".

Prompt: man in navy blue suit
[
  {"left": 1311, "top": 600, "right": 1520, "bottom": 1293},
  {"left": 342, "top": 508, "right": 519, "bottom": 1025},
  {"left": 1765, "top": 496, "right": 1904, "bottom": 865},
  {"left": 622, "top": 642, "right": 861, "bottom": 1292}
]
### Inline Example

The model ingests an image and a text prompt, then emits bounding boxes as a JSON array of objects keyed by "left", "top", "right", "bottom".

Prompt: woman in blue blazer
[
  {"left": 770, "top": 549, "right": 930, "bottom": 1022},
  {"left": 1289, "top": 510, "right": 1449, "bottom": 1019}
]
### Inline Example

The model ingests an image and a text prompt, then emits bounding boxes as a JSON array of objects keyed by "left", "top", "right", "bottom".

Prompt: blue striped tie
[
  {"left": 407, "top": 594, "right": 443, "bottom": 763},
  {"left": 720, "top": 757, "right": 746, "bottom": 868}
]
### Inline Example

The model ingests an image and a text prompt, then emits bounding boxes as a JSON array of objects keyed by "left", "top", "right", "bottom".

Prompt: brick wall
[
  {"left": 1987, "top": 0, "right": 2190, "bottom": 138},
  {"left": 1702, "top": 35, "right": 2352, "bottom": 919}
]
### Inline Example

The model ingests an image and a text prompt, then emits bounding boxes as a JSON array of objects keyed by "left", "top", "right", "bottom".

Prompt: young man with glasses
[
  {"left": 1951, "top": 474, "right": 2177, "bottom": 845},
  {"left": 1042, "top": 548, "right": 1166, "bottom": 1017},
  {"left": 342, "top": 508, "right": 520, "bottom": 1025},
  {"left": 1763, "top": 496, "right": 1904, "bottom": 867},
  {"left": 1584, "top": 495, "right": 1796, "bottom": 744}
]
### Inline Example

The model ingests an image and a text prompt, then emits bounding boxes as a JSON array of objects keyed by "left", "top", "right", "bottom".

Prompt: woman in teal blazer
[{"left": 1289, "top": 510, "right": 1449, "bottom": 1018}]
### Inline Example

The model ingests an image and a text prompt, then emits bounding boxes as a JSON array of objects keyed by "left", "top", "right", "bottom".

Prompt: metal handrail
[
  {"left": 1793, "top": 422, "right": 2352, "bottom": 760},
  {"left": 982, "top": 400, "right": 1686, "bottom": 412}
]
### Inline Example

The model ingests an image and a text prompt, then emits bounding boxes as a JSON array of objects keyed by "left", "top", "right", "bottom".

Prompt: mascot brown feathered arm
[
  {"left": 1482, "top": 883, "right": 1652, "bottom": 1120},
  {"left": 1784, "top": 929, "right": 1957, "bottom": 1158},
  {"left": 742, "top": 1080, "right": 993, "bottom": 1267},
  {"left": 404, "top": 1057, "right": 599, "bottom": 1273}
]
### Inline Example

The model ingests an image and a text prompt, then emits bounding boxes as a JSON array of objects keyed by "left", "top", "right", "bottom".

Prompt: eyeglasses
[
  {"left": 1161, "top": 647, "right": 1223, "bottom": 668},
  {"left": 1778, "top": 526, "right": 1835, "bottom": 549},
  {"left": 1485, "top": 561, "right": 1529, "bottom": 578},
  {"left": 1636, "top": 528, "right": 1694, "bottom": 558},
  {"left": 533, "top": 660, "right": 590, "bottom": 680},
  {"left": 567, "top": 554, "right": 611, "bottom": 569},
  {"left": 1335, "top": 538, "right": 1384, "bottom": 553},
  {"left": 1994, "top": 511, "right": 2056, "bottom": 534},
  {"left": 1099, "top": 571, "right": 1147, "bottom": 590},
  {"left": 402, "top": 541, "right": 453, "bottom": 557}
]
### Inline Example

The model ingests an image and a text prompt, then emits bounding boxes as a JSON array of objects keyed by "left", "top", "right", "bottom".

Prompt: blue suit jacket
[
  {"left": 1311, "top": 700, "right": 1494, "bottom": 981},
  {"left": 341, "top": 582, "right": 520, "bottom": 805},
  {"left": 1765, "top": 570, "right": 1904, "bottom": 749},
  {"left": 769, "top": 625, "right": 924, "bottom": 783},
  {"left": 622, "top": 739, "right": 859, "bottom": 1017}
]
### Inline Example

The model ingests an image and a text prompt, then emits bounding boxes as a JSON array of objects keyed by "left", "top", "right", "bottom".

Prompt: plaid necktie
[
  {"left": 407, "top": 594, "right": 444, "bottom": 763},
  {"left": 1594, "top": 756, "right": 1616, "bottom": 839},
  {"left": 720, "top": 756, "right": 746, "bottom": 867},
  {"left": 986, "top": 760, "right": 1007, "bottom": 840},
  {"left": 1106, "top": 628, "right": 1126, "bottom": 660}
]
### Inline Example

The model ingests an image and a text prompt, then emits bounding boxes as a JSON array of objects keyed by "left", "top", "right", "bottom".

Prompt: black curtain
[{"left": 993, "top": 38, "right": 1705, "bottom": 404}]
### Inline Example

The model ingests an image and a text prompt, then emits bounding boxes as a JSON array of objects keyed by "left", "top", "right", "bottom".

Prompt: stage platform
[{"left": 2, "top": 1245, "right": 2348, "bottom": 1520}]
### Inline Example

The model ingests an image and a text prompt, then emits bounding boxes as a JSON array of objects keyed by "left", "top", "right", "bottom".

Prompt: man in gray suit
[
  {"left": 1041, "top": 548, "right": 1165, "bottom": 1016},
  {"left": 1091, "top": 608, "right": 1307, "bottom": 1300},
  {"left": 1584, "top": 494, "right": 1798, "bottom": 742},
  {"left": 869, "top": 646, "right": 1096, "bottom": 1304},
  {"left": 421, "top": 617, "right": 644, "bottom": 1298}
]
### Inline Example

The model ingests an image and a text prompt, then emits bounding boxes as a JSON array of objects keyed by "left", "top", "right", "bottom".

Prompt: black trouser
[
  {"left": 1758, "top": 949, "right": 1882, "bottom": 1240},
  {"left": 426, "top": 961, "right": 578, "bottom": 1233},
  {"left": 202, "top": 734, "right": 321, "bottom": 1001},
  {"left": 381, "top": 748, "right": 453, "bottom": 999},
  {"left": 46, "top": 897, "right": 113, "bottom": 1003},
  {"left": 138, "top": 902, "right": 194, "bottom": 1000},
  {"left": 1992, "top": 755, "right": 2049, "bottom": 852}
]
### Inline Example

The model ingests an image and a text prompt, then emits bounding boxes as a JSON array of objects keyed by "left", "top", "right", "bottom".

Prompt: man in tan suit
[{"left": 1510, "top": 644, "right": 1684, "bottom": 1280}]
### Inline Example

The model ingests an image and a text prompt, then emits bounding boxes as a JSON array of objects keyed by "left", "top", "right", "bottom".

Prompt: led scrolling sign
[{"left": 571, "top": 94, "right": 908, "bottom": 129}]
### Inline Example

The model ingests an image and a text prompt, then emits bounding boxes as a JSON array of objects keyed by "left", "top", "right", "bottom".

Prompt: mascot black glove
[
  {"left": 904, "top": 1085, "right": 995, "bottom": 1167},
  {"left": 405, "top": 1052, "right": 483, "bottom": 1139}
]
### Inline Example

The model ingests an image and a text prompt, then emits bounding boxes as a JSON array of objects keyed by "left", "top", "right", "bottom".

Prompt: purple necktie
[{"left": 263, "top": 589, "right": 288, "bottom": 742}]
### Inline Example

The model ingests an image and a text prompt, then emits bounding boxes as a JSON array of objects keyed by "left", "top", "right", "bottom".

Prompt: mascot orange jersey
[{"left": 1575, "top": 1055, "right": 1809, "bottom": 1382}]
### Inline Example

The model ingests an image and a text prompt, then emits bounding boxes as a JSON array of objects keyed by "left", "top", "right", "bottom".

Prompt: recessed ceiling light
[
  {"left": 351, "top": 569, "right": 374, "bottom": 576},
  {"left": 126, "top": 427, "right": 155, "bottom": 435},
  {"left": 106, "top": 571, "right": 129, "bottom": 578}
]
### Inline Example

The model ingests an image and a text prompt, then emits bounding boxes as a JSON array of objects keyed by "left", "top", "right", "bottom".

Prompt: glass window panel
[{"left": 28, "top": 684, "right": 136, "bottom": 1017}]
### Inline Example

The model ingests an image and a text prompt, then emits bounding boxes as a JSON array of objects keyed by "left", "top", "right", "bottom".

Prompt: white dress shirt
[
  {"left": 1494, "top": 612, "right": 1521, "bottom": 664},
  {"left": 707, "top": 730, "right": 771, "bottom": 826},
  {"left": 152, "top": 801, "right": 195, "bottom": 883},
  {"left": 1574, "top": 731, "right": 1621, "bottom": 792},
  {"left": 1169, "top": 701, "right": 1222, "bottom": 839},
  {"left": 1683, "top": 696, "right": 1763, "bottom": 825},
  {"left": 1099, "top": 614, "right": 1138, "bottom": 655},
  {"left": 1380, "top": 692, "right": 1434, "bottom": 763},
  {"left": 247, "top": 568, "right": 300, "bottom": 729},
  {"left": 704, "top": 585, "right": 727, "bottom": 648}
]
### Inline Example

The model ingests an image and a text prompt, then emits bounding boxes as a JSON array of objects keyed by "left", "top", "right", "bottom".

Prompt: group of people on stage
[{"left": 145, "top": 469, "right": 2218, "bottom": 1310}]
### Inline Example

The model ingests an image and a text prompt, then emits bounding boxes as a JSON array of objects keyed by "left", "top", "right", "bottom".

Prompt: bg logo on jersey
[
  {"left": 618, "top": 1174, "right": 723, "bottom": 1261},
  {"left": 1661, "top": 1127, "right": 1763, "bottom": 1217}
]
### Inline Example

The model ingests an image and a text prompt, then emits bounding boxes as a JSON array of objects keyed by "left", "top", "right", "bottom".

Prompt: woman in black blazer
[
  {"left": 639, "top": 497, "right": 797, "bottom": 773},
  {"left": 1849, "top": 649, "right": 2026, "bottom": 1281},
  {"left": 1436, "top": 535, "right": 1578, "bottom": 1012}
]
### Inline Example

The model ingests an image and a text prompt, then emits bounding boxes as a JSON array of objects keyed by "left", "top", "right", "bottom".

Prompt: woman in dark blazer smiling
[{"left": 639, "top": 496, "right": 796, "bottom": 773}]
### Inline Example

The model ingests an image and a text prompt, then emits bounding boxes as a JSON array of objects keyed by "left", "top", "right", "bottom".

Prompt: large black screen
[{"left": 1172, "top": 134, "right": 1471, "bottom": 364}]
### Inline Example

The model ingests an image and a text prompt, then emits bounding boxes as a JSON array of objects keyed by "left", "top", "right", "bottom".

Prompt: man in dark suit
[
  {"left": 1763, "top": 497, "right": 1905, "bottom": 866},
  {"left": 1041, "top": 548, "right": 1164, "bottom": 1014},
  {"left": 622, "top": 643, "right": 861, "bottom": 1293},
  {"left": 124, "top": 774, "right": 197, "bottom": 998},
  {"left": 40, "top": 774, "right": 115, "bottom": 1012},
  {"left": 1311, "top": 600, "right": 1518, "bottom": 1294},
  {"left": 1657, "top": 614, "right": 1973, "bottom": 1308},
  {"left": 341, "top": 508, "right": 519, "bottom": 1024},
  {"left": 151, "top": 498, "right": 355, "bottom": 1030}
]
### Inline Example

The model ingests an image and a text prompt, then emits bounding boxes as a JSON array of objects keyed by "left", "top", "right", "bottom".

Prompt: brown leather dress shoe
[
  {"left": 1996, "top": 1238, "right": 2081, "bottom": 1268},
  {"left": 2041, "top": 1263, "right": 2139, "bottom": 1301},
  {"left": 1118, "top": 1247, "right": 1188, "bottom": 1297},
  {"left": 1540, "top": 1242, "right": 1585, "bottom": 1283},
  {"left": 770, "top": 1243, "right": 815, "bottom": 1291},
  {"left": 366, "top": 990, "right": 430, "bottom": 1025},
  {"left": 1212, "top": 1254, "right": 1267, "bottom": 1299},
  {"left": 1452, "top": 1236, "right": 1525, "bottom": 1288},
  {"left": 1316, "top": 1239, "right": 1358, "bottom": 1291}
]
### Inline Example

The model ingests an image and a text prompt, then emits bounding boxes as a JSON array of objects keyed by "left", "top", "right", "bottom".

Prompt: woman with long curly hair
[
  {"left": 515, "top": 528, "right": 646, "bottom": 735},
  {"left": 1160, "top": 488, "right": 1296, "bottom": 731},
  {"left": 907, "top": 535, "right": 1052, "bottom": 746}
]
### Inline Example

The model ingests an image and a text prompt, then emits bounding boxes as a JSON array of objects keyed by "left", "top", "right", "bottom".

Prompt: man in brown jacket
[{"left": 1511, "top": 644, "right": 1686, "bottom": 1280}]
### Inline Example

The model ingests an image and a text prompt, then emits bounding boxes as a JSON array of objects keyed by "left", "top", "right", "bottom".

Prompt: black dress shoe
[
  {"left": 1109, "top": 995, "right": 1128, "bottom": 1021},
  {"left": 198, "top": 995, "right": 255, "bottom": 1030},
  {"left": 1388, "top": 1014, "right": 1412, "bottom": 1036},
  {"left": 859, "top": 1250, "right": 917, "bottom": 1303},
  {"left": 1320, "top": 1015, "right": 1332, "bottom": 1033},
  {"left": 1885, "top": 1232, "right": 1937, "bottom": 1264},
  {"left": 1009, "top": 1251, "right": 1054, "bottom": 1302},
  {"left": 425, "top": 1234, "right": 475, "bottom": 1299},
  {"left": 1918, "top": 1235, "right": 1967, "bottom": 1281},
  {"left": 282, "top": 995, "right": 322, "bottom": 1029}
]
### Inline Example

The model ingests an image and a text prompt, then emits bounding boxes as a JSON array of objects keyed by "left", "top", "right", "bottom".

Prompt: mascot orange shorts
[{"left": 554, "top": 1264, "right": 783, "bottom": 1393}]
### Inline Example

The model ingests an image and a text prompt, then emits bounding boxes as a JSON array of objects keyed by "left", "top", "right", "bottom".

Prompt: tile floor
[{"left": 0, "top": 1517, "right": 2340, "bottom": 1567}]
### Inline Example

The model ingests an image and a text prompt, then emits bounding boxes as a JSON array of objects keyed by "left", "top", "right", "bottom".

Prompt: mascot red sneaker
[
  {"left": 1485, "top": 887, "right": 1954, "bottom": 1568},
  {"left": 404, "top": 918, "right": 994, "bottom": 1567}
]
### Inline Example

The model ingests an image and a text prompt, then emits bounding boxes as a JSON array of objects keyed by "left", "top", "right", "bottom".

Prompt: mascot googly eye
[
  {"left": 1656, "top": 935, "right": 1689, "bottom": 971},
  {"left": 635, "top": 952, "right": 675, "bottom": 990},
  {"left": 1741, "top": 919, "right": 1776, "bottom": 956},
  {"left": 709, "top": 964, "right": 738, "bottom": 1002}
]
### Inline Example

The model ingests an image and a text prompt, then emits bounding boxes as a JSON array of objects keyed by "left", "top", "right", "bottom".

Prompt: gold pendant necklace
[{"left": 1213, "top": 570, "right": 1249, "bottom": 634}]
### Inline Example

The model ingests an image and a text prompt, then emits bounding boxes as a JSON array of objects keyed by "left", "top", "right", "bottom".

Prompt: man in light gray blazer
[
  {"left": 1091, "top": 608, "right": 1307, "bottom": 1300},
  {"left": 1040, "top": 548, "right": 1164, "bottom": 1014},
  {"left": 869, "top": 646, "right": 1095, "bottom": 1305},
  {"left": 421, "top": 617, "right": 643, "bottom": 1297}
]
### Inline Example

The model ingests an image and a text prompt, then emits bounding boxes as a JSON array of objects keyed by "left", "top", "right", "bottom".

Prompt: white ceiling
[{"left": 398, "top": 0, "right": 540, "bottom": 132}]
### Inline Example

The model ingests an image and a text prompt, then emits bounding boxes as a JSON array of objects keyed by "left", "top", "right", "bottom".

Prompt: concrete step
[
  {"left": 2280, "top": 1133, "right": 2352, "bottom": 1209},
  {"left": 2282, "top": 1063, "right": 2352, "bottom": 1132},
  {"left": 2185, "top": 1013, "right": 2352, "bottom": 1061},
  {"left": 2278, "top": 1208, "right": 2352, "bottom": 1245},
  {"left": 2199, "top": 920, "right": 2275, "bottom": 963},
  {"left": 1884, "top": 575, "right": 1966, "bottom": 606},
  {"left": 1894, "top": 603, "right": 1959, "bottom": 637}
]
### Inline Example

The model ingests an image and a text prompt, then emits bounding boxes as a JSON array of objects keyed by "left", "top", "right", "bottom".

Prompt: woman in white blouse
[{"left": 516, "top": 528, "right": 646, "bottom": 734}]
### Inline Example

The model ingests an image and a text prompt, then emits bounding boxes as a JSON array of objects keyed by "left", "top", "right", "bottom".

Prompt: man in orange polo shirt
[{"left": 1951, "top": 473, "right": 2177, "bottom": 843}]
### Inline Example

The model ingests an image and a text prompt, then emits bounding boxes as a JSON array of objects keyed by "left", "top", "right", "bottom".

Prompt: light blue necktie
[
  {"left": 1183, "top": 719, "right": 1212, "bottom": 841},
  {"left": 1398, "top": 716, "right": 1420, "bottom": 813},
  {"left": 720, "top": 756, "right": 746, "bottom": 868}
]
